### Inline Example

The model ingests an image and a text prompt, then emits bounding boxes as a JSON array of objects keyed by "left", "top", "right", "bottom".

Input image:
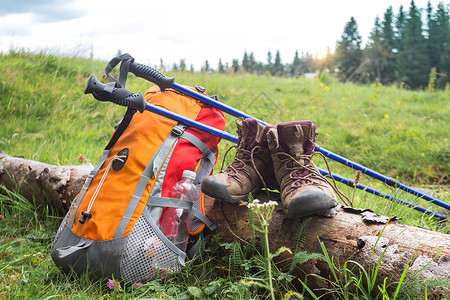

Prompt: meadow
[{"left": 0, "top": 51, "right": 448, "bottom": 299}]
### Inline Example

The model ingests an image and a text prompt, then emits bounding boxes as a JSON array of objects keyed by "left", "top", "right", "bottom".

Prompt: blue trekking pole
[
  {"left": 84, "top": 74, "right": 447, "bottom": 220},
  {"left": 118, "top": 56, "right": 448, "bottom": 212}
]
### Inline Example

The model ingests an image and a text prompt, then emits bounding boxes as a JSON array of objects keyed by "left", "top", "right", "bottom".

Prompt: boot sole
[
  {"left": 201, "top": 176, "right": 256, "bottom": 204},
  {"left": 287, "top": 190, "right": 337, "bottom": 219}
]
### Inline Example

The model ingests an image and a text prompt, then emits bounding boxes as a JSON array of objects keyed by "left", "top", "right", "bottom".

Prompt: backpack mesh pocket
[{"left": 120, "top": 214, "right": 182, "bottom": 283}]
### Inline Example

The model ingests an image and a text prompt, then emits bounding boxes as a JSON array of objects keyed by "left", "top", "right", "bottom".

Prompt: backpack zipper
[{"left": 79, "top": 153, "right": 127, "bottom": 224}]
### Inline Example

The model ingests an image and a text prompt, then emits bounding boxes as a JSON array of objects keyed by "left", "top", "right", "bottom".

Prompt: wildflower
[
  {"left": 384, "top": 114, "right": 390, "bottom": 119},
  {"left": 320, "top": 83, "right": 324, "bottom": 87},
  {"left": 324, "top": 86, "right": 329, "bottom": 91},
  {"left": 421, "top": 153, "right": 425, "bottom": 156},
  {"left": 78, "top": 153, "right": 86, "bottom": 163},
  {"left": 133, "top": 282, "right": 143, "bottom": 290},
  {"left": 246, "top": 199, "right": 279, "bottom": 300},
  {"left": 107, "top": 279, "right": 121, "bottom": 291},
  {"left": 354, "top": 170, "right": 362, "bottom": 187}
]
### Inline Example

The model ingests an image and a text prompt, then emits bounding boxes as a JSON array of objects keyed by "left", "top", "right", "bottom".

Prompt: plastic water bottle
[{"left": 160, "top": 170, "right": 197, "bottom": 252}]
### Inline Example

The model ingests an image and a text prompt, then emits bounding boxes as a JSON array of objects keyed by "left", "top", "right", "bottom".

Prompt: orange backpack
[{"left": 51, "top": 84, "right": 225, "bottom": 284}]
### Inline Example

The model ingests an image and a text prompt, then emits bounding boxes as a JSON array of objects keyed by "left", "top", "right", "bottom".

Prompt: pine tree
[
  {"left": 266, "top": 50, "right": 273, "bottom": 74},
  {"left": 248, "top": 52, "right": 256, "bottom": 73},
  {"left": 218, "top": 58, "right": 225, "bottom": 73},
  {"left": 292, "top": 50, "right": 301, "bottom": 76},
  {"left": 273, "top": 50, "right": 283, "bottom": 75},
  {"left": 428, "top": 2, "right": 450, "bottom": 88},
  {"left": 179, "top": 59, "right": 186, "bottom": 72},
  {"left": 159, "top": 58, "right": 165, "bottom": 72},
  {"left": 325, "top": 47, "right": 333, "bottom": 71},
  {"left": 365, "top": 17, "right": 385, "bottom": 82},
  {"left": 381, "top": 6, "right": 397, "bottom": 83},
  {"left": 304, "top": 52, "right": 316, "bottom": 73},
  {"left": 267, "top": 50, "right": 273, "bottom": 65},
  {"left": 439, "top": 45, "right": 450, "bottom": 88},
  {"left": 395, "top": 5, "right": 407, "bottom": 52},
  {"left": 242, "top": 51, "right": 249, "bottom": 72},
  {"left": 201, "top": 60, "right": 211, "bottom": 73},
  {"left": 426, "top": 1, "right": 439, "bottom": 68},
  {"left": 335, "top": 16, "right": 363, "bottom": 82},
  {"left": 397, "top": 0, "right": 430, "bottom": 88},
  {"left": 231, "top": 59, "right": 239, "bottom": 73}
]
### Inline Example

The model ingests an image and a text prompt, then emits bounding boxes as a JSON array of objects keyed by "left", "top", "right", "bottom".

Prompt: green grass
[{"left": 0, "top": 50, "right": 449, "bottom": 299}]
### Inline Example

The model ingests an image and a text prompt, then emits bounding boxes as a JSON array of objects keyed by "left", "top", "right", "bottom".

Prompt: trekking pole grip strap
[
  {"left": 84, "top": 74, "right": 146, "bottom": 113},
  {"left": 129, "top": 62, "right": 175, "bottom": 91}
]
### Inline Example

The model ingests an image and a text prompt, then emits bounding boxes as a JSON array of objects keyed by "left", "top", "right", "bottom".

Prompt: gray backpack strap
[
  {"left": 180, "top": 131, "right": 212, "bottom": 158},
  {"left": 147, "top": 196, "right": 193, "bottom": 210},
  {"left": 113, "top": 125, "right": 185, "bottom": 239},
  {"left": 178, "top": 130, "right": 216, "bottom": 182},
  {"left": 194, "top": 149, "right": 216, "bottom": 185},
  {"left": 177, "top": 130, "right": 217, "bottom": 234},
  {"left": 54, "top": 238, "right": 93, "bottom": 259},
  {"left": 190, "top": 207, "right": 216, "bottom": 231},
  {"left": 187, "top": 231, "right": 205, "bottom": 259}
]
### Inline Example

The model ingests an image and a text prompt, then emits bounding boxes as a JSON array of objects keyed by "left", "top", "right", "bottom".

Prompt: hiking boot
[
  {"left": 201, "top": 118, "right": 277, "bottom": 204},
  {"left": 267, "top": 121, "right": 338, "bottom": 218}
]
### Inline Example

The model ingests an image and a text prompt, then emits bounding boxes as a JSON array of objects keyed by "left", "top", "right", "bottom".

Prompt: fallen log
[
  {"left": 0, "top": 151, "right": 93, "bottom": 214},
  {"left": 1, "top": 152, "right": 449, "bottom": 298}
]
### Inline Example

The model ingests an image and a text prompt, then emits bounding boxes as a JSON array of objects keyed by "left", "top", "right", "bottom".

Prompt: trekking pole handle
[
  {"left": 84, "top": 74, "right": 146, "bottom": 113},
  {"left": 129, "top": 62, "right": 175, "bottom": 91}
]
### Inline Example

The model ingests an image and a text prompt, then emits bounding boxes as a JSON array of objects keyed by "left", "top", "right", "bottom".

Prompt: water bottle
[{"left": 160, "top": 170, "right": 198, "bottom": 252}]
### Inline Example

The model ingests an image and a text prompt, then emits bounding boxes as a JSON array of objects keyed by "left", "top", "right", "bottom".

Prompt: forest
[{"left": 169, "top": 1, "right": 449, "bottom": 90}]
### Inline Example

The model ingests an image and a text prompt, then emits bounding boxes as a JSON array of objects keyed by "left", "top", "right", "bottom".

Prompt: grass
[{"left": 0, "top": 50, "right": 449, "bottom": 299}]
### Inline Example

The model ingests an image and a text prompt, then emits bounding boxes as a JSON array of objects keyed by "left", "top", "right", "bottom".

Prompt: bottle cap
[{"left": 181, "top": 170, "right": 196, "bottom": 181}]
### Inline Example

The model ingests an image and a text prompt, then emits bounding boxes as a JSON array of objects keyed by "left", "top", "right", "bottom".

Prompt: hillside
[{"left": 1, "top": 51, "right": 448, "bottom": 185}]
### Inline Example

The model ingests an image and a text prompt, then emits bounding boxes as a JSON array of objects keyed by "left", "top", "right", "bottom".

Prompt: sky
[{"left": 0, "top": 0, "right": 446, "bottom": 70}]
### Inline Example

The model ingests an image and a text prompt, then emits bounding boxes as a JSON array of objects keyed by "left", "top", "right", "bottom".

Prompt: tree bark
[
  {"left": 0, "top": 151, "right": 93, "bottom": 214},
  {"left": 1, "top": 152, "right": 448, "bottom": 297}
]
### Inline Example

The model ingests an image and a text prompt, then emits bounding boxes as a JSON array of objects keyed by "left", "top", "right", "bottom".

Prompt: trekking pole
[
  {"left": 315, "top": 145, "right": 450, "bottom": 210},
  {"left": 321, "top": 170, "right": 446, "bottom": 219},
  {"left": 125, "top": 58, "right": 449, "bottom": 211},
  {"left": 84, "top": 74, "right": 238, "bottom": 142},
  {"left": 84, "top": 74, "right": 446, "bottom": 220}
]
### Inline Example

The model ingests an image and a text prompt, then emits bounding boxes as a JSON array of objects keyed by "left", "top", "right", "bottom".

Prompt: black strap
[
  {"left": 105, "top": 53, "right": 135, "bottom": 88},
  {"left": 105, "top": 108, "right": 136, "bottom": 150}
]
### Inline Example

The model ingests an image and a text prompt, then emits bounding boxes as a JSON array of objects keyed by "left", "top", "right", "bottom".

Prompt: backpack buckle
[{"left": 171, "top": 125, "right": 186, "bottom": 136}]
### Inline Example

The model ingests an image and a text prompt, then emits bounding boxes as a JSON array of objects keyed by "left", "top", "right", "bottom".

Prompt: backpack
[{"left": 50, "top": 83, "right": 226, "bottom": 284}]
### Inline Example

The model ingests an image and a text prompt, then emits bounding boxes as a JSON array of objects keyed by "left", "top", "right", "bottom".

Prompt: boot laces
[
  {"left": 277, "top": 151, "right": 350, "bottom": 206},
  {"left": 220, "top": 145, "right": 260, "bottom": 188}
]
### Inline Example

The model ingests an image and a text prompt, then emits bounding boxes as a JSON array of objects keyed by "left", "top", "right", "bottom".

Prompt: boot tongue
[
  {"left": 234, "top": 118, "right": 261, "bottom": 162},
  {"left": 280, "top": 124, "right": 307, "bottom": 161},
  {"left": 240, "top": 118, "right": 261, "bottom": 149}
]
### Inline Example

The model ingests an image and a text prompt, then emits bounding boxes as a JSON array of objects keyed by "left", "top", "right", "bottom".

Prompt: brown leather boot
[
  {"left": 267, "top": 121, "right": 338, "bottom": 218},
  {"left": 201, "top": 118, "right": 277, "bottom": 204}
]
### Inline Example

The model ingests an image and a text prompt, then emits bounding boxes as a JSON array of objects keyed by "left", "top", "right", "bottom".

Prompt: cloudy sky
[{"left": 0, "top": 0, "right": 444, "bottom": 70}]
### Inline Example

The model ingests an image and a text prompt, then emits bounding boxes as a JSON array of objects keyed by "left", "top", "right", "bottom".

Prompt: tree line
[{"left": 167, "top": 0, "right": 449, "bottom": 90}]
